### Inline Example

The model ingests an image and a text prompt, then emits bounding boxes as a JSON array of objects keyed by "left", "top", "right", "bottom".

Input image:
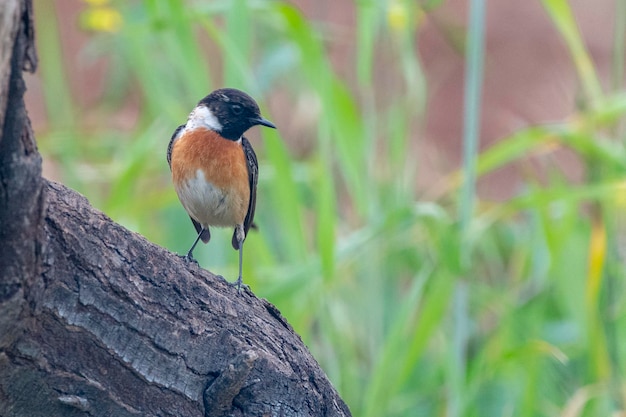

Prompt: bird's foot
[
  {"left": 178, "top": 253, "right": 198, "bottom": 265},
  {"left": 228, "top": 276, "right": 248, "bottom": 294}
]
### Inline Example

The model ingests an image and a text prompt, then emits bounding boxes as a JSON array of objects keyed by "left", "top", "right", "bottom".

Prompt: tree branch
[{"left": 0, "top": 2, "right": 351, "bottom": 416}]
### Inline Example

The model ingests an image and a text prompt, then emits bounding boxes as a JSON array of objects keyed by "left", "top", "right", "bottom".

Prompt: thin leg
[
  {"left": 230, "top": 224, "right": 245, "bottom": 292},
  {"left": 185, "top": 228, "right": 204, "bottom": 261},
  {"left": 234, "top": 245, "right": 243, "bottom": 292}
]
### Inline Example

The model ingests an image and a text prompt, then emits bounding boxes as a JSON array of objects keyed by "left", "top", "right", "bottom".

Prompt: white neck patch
[{"left": 185, "top": 105, "right": 222, "bottom": 132}]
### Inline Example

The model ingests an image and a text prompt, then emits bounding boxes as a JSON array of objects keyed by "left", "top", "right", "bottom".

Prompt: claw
[
  {"left": 228, "top": 276, "right": 248, "bottom": 294},
  {"left": 178, "top": 253, "right": 198, "bottom": 264}
]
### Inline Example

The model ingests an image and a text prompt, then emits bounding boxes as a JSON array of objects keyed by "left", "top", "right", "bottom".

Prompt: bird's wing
[
  {"left": 232, "top": 136, "right": 258, "bottom": 250},
  {"left": 167, "top": 125, "right": 185, "bottom": 169}
]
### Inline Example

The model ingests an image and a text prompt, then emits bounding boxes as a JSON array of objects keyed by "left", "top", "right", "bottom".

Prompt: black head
[{"left": 196, "top": 88, "right": 276, "bottom": 140}]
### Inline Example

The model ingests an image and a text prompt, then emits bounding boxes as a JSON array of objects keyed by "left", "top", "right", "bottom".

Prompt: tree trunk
[{"left": 0, "top": 2, "right": 352, "bottom": 416}]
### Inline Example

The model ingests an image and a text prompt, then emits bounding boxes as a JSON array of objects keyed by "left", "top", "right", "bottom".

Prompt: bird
[{"left": 167, "top": 88, "right": 276, "bottom": 290}]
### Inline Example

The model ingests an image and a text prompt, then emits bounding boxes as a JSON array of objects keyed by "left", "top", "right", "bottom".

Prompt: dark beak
[{"left": 253, "top": 117, "right": 276, "bottom": 129}]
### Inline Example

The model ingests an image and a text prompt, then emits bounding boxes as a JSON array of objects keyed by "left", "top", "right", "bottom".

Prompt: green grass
[{"left": 34, "top": 0, "right": 626, "bottom": 416}]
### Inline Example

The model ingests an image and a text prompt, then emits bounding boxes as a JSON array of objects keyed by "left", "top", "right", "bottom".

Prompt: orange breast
[{"left": 170, "top": 128, "right": 250, "bottom": 227}]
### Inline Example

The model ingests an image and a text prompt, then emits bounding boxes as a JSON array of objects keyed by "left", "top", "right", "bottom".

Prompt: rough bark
[{"left": 0, "top": 2, "right": 352, "bottom": 416}]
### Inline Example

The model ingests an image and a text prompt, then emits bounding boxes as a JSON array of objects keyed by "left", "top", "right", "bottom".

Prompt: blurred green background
[{"left": 27, "top": 0, "right": 626, "bottom": 416}]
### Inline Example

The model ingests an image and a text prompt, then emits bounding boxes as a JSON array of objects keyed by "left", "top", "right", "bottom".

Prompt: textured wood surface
[{"left": 0, "top": 2, "right": 351, "bottom": 415}]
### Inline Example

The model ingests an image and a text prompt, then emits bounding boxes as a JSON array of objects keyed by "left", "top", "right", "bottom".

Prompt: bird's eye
[{"left": 231, "top": 104, "right": 243, "bottom": 115}]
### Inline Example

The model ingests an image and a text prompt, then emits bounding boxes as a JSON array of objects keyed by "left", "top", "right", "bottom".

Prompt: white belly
[{"left": 175, "top": 169, "right": 243, "bottom": 227}]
